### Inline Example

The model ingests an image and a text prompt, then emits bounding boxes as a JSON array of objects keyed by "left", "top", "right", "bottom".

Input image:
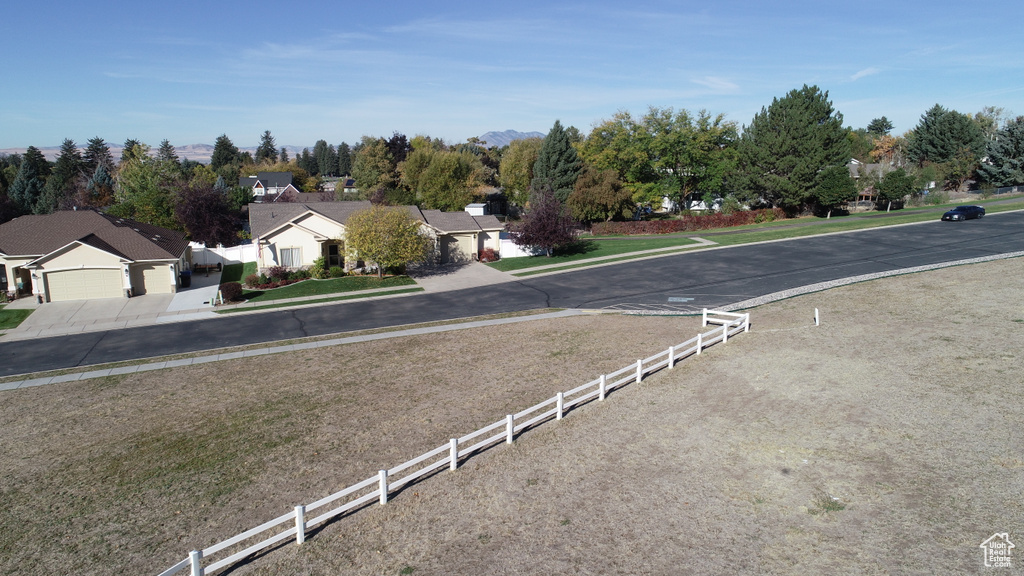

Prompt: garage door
[
  {"left": 45, "top": 269, "right": 123, "bottom": 301},
  {"left": 131, "top": 264, "right": 172, "bottom": 295}
]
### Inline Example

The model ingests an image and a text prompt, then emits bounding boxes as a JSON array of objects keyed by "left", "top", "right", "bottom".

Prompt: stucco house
[
  {"left": 0, "top": 210, "right": 190, "bottom": 302},
  {"left": 249, "top": 201, "right": 503, "bottom": 270}
]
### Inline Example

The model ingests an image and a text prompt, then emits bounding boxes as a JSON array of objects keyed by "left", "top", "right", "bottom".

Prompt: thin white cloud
[
  {"left": 691, "top": 76, "right": 740, "bottom": 93},
  {"left": 851, "top": 67, "right": 880, "bottom": 81}
]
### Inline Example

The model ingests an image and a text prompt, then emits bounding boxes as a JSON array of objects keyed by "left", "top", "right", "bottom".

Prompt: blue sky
[{"left": 2, "top": 0, "right": 1022, "bottom": 150}]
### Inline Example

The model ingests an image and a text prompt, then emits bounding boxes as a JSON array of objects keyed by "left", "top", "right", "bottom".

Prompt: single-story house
[
  {"left": 240, "top": 171, "right": 302, "bottom": 203},
  {"left": 0, "top": 210, "right": 191, "bottom": 302},
  {"left": 249, "top": 201, "right": 503, "bottom": 270}
]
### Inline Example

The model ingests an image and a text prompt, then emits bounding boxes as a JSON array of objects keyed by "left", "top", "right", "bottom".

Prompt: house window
[{"left": 280, "top": 247, "right": 302, "bottom": 267}]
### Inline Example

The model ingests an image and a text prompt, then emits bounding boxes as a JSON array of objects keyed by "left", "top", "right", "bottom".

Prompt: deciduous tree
[
  {"left": 567, "top": 166, "right": 633, "bottom": 222},
  {"left": 498, "top": 137, "right": 543, "bottom": 207},
  {"left": 509, "top": 183, "right": 576, "bottom": 256},
  {"left": 344, "top": 204, "right": 431, "bottom": 278},
  {"left": 812, "top": 165, "right": 857, "bottom": 218},
  {"left": 174, "top": 182, "right": 240, "bottom": 246},
  {"left": 876, "top": 167, "right": 915, "bottom": 211}
]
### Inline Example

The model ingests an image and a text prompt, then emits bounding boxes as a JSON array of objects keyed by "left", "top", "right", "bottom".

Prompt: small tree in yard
[
  {"left": 812, "top": 165, "right": 857, "bottom": 218},
  {"left": 509, "top": 183, "right": 576, "bottom": 257},
  {"left": 345, "top": 205, "right": 431, "bottom": 279},
  {"left": 876, "top": 168, "right": 915, "bottom": 212}
]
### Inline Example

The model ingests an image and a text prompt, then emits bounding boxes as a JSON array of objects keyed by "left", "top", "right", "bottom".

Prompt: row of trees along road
[{"left": 2, "top": 88, "right": 1021, "bottom": 247}]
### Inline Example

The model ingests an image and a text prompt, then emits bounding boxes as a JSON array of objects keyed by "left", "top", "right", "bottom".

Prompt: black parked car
[{"left": 941, "top": 205, "right": 986, "bottom": 221}]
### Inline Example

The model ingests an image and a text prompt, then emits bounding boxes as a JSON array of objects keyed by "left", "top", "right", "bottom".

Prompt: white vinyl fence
[
  {"left": 158, "top": 309, "right": 750, "bottom": 576},
  {"left": 189, "top": 243, "right": 257, "bottom": 267}
]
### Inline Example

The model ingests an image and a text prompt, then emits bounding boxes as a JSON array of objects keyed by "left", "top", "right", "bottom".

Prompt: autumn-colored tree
[
  {"left": 344, "top": 205, "right": 431, "bottom": 278},
  {"left": 508, "top": 183, "right": 576, "bottom": 256}
]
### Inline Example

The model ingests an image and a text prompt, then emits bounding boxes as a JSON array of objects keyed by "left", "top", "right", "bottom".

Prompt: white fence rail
[{"left": 158, "top": 309, "right": 750, "bottom": 576}]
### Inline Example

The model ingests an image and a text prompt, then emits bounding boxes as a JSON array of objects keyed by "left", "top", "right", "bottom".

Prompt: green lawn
[
  {"left": 491, "top": 197, "right": 1024, "bottom": 275},
  {"left": 487, "top": 236, "right": 700, "bottom": 272},
  {"left": 240, "top": 275, "right": 417, "bottom": 303},
  {"left": 0, "top": 306, "right": 32, "bottom": 331},
  {"left": 220, "top": 262, "right": 257, "bottom": 283}
]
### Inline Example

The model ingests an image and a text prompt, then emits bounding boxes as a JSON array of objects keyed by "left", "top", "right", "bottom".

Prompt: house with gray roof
[
  {"left": 240, "top": 171, "right": 302, "bottom": 203},
  {"left": 248, "top": 202, "right": 503, "bottom": 270},
  {"left": 0, "top": 210, "right": 191, "bottom": 302}
]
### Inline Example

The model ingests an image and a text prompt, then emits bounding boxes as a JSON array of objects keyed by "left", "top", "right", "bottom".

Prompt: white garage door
[
  {"left": 46, "top": 269, "right": 123, "bottom": 301},
  {"left": 132, "top": 264, "right": 172, "bottom": 295}
]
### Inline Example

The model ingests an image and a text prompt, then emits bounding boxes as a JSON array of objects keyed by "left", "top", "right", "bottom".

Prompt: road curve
[{"left": 2, "top": 211, "right": 1021, "bottom": 377}]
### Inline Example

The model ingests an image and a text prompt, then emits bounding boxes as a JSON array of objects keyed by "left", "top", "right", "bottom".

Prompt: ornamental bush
[
  {"left": 219, "top": 281, "right": 243, "bottom": 302},
  {"left": 590, "top": 208, "right": 785, "bottom": 236}
]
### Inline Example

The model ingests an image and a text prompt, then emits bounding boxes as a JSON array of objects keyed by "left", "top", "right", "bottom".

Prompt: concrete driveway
[{"left": 1, "top": 270, "right": 221, "bottom": 341}]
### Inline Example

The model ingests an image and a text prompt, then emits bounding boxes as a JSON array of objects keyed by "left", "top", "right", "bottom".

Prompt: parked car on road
[{"left": 941, "top": 205, "right": 986, "bottom": 221}]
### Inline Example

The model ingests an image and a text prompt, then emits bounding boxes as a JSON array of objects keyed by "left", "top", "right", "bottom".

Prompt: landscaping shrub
[
  {"left": 309, "top": 256, "right": 328, "bottom": 279},
  {"left": 266, "top": 266, "right": 288, "bottom": 281},
  {"left": 258, "top": 273, "right": 269, "bottom": 285},
  {"left": 329, "top": 266, "right": 346, "bottom": 278},
  {"left": 479, "top": 248, "right": 499, "bottom": 262},
  {"left": 289, "top": 269, "right": 311, "bottom": 281},
  {"left": 219, "top": 281, "right": 243, "bottom": 302},
  {"left": 244, "top": 274, "right": 260, "bottom": 287},
  {"left": 590, "top": 208, "right": 786, "bottom": 236}
]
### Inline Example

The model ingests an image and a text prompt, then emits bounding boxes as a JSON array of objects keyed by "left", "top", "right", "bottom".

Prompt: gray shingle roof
[
  {"left": 0, "top": 210, "right": 189, "bottom": 261},
  {"left": 249, "top": 202, "right": 505, "bottom": 237}
]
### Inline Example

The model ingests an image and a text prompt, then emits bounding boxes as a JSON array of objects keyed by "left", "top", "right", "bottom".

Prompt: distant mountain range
[
  {"left": 476, "top": 130, "right": 545, "bottom": 148},
  {"left": 0, "top": 130, "right": 546, "bottom": 162}
]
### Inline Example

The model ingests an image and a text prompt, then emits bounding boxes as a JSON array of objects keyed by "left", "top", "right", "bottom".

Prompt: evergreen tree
[
  {"left": 157, "top": 139, "right": 179, "bottom": 164},
  {"left": 298, "top": 148, "right": 317, "bottom": 175},
  {"left": 867, "top": 117, "right": 894, "bottom": 137},
  {"left": 337, "top": 142, "right": 352, "bottom": 176},
  {"left": 83, "top": 137, "right": 114, "bottom": 174},
  {"left": 255, "top": 130, "right": 278, "bottom": 164},
  {"left": 86, "top": 164, "right": 115, "bottom": 207},
  {"left": 386, "top": 132, "right": 412, "bottom": 165},
  {"left": 37, "top": 139, "right": 85, "bottom": 213},
  {"left": 313, "top": 140, "right": 338, "bottom": 176},
  {"left": 121, "top": 139, "right": 142, "bottom": 166},
  {"left": 214, "top": 175, "right": 227, "bottom": 193},
  {"left": 533, "top": 119, "right": 583, "bottom": 202},
  {"left": 279, "top": 147, "right": 289, "bottom": 163},
  {"left": 210, "top": 134, "right": 240, "bottom": 171},
  {"left": 907, "top": 104, "right": 985, "bottom": 165},
  {"left": 8, "top": 146, "right": 49, "bottom": 215},
  {"left": 735, "top": 85, "right": 850, "bottom": 212},
  {"left": 977, "top": 116, "right": 1024, "bottom": 187}
]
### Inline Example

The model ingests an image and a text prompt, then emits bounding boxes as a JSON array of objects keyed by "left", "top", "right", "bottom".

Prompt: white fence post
[
  {"left": 556, "top": 393, "right": 564, "bottom": 420},
  {"left": 599, "top": 375, "right": 606, "bottom": 400},
  {"left": 814, "top": 308, "right": 819, "bottom": 326},
  {"left": 295, "top": 505, "right": 306, "bottom": 545},
  {"left": 702, "top": 308, "right": 708, "bottom": 327},
  {"left": 449, "top": 438, "right": 458, "bottom": 471},
  {"left": 506, "top": 414, "right": 514, "bottom": 444},
  {"left": 378, "top": 470, "right": 388, "bottom": 505},
  {"left": 189, "top": 550, "right": 203, "bottom": 576},
  {"left": 744, "top": 313, "right": 750, "bottom": 332},
  {"left": 697, "top": 333, "right": 702, "bottom": 355},
  {"left": 668, "top": 346, "right": 675, "bottom": 369},
  {"left": 636, "top": 359, "right": 642, "bottom": 383},
  {"left": 722, "top": 323, "right": 728, "bottom": 343}
]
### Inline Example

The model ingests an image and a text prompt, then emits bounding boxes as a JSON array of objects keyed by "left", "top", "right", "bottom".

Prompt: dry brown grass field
[{"left": 1, "top": 258, "right": 1022, "bottom": 575}]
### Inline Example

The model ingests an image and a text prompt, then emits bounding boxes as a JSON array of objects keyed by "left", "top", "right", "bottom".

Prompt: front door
[{"left": 326, "top": 243, "right": 343, "bottom": 268}]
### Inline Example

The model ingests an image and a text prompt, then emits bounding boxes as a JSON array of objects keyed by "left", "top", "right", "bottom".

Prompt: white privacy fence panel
[
  {"left": 158, "top": 308, "right": 749, "bottom": 575},
  {"left": 190, "top": 242, "right": 258, "bottom": 266}
]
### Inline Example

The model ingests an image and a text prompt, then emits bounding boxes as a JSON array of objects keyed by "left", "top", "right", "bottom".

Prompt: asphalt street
[{"left": 2, "top": 212, "right": 1021, "bottom": 376}]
